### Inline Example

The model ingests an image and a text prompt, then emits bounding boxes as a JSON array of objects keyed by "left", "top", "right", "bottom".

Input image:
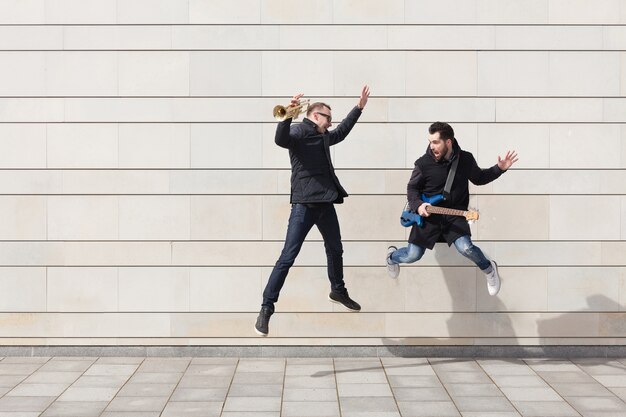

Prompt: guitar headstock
[{"left": 465, "top": 209, "right": 479, "bottom": 223}]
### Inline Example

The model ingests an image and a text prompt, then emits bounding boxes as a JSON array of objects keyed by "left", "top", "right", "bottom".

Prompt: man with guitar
[{"left": 386, "top": 122, "right": 518, "bottom": 296}]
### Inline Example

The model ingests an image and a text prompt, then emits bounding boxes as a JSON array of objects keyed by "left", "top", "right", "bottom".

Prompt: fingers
[
  {"left": 290, "top": 93, "right": 304, "bottom": 105},
  {"left": 362, "top": 85, "right": 370, "bottom": 98}
]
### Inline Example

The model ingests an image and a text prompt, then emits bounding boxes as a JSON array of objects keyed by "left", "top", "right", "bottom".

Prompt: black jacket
[
  {"left": 407, "top": 139, "right": 505, "bottom": 248},
  {"left": 275, "top": 106, "right": 362, "bottom": 204}
]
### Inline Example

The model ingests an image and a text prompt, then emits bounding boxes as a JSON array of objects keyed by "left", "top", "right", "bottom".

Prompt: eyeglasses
[{"left": 315, "top": 112, "right": 332, "bottom": 123}]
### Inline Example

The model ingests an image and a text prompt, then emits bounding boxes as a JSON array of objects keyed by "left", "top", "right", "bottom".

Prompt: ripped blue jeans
[{"left": 389, "top": 235, "right": 491, "bottom": 271}]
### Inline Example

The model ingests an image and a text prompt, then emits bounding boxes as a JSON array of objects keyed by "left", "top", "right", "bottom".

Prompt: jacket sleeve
[
  {"left": 407, "top": 162, "right": 426, "bottom": 211},
  {"left": 328, "top": 106, "right": 362, "bottom": 146},
  {"left": 274, "top": 118, "right": 299, "bottom": 148},
  {"left": 467, "top": 152, "right": 505, "bottom": 186}
]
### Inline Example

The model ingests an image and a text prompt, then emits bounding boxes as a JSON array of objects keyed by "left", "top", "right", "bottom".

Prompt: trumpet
[{"left": 272, "top": 99, "right": 310, "bottom": 121}]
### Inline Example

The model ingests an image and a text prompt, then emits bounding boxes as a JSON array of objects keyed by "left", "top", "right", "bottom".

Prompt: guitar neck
[{"left": 425, "top": 206, "right": 467, "bottom": 217}]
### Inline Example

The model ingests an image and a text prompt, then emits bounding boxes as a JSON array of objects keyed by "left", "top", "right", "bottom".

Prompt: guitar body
[{"left": 400, "top": 194, "right": 445, "bottom": 227}]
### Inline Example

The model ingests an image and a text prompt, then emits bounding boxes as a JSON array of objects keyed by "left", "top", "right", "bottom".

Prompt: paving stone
[
  {"left": 500, "top": 386, "right": 563, "bottom": 401},
  {"left": 138, "top": 358, "right": 190, "bottom": 373},
  {"left": 116, "top": 383, "right": 177, "bottom": 397},
  {"left": 282, "top": 401, "right": 340, "bottom": 417},
  {"left": 454, "top": 396, "right": 517, "bottom": 412},
  {"left": 227, "top": 384, "right": 282, "bottom": 397},
  {"left": 445, "top": 383, "right": 503, "bottom": 397},
  {"left": 337, "top": 383, "right": 393, "bottom": 397},
  {"left": 392, "top": 386, "right": 450, "bottom": 401},
  {"left": 0, "top": 397, "right": 56, "bottom": 412},
  {"left": 57, "top": 386, "right": 120, "bottom": 402},
  {"left": 339, "top": 397, "right": 398, "bottom": 413},
  {"left": 223, "top": 396, "right": 281, "bottom": 412},
  {"left": 40, "top": 401, "right": 108, "bottom": 417},
  {"left": 511, "top": 400, "right": 580, "bottom": 417},
  {"left": 6, "top": 384, "right": 69, "bottom": 397},
  {"left": 22, "top": 372, "right": 81, "bottom": 385},
  {"left": 161, "top": 401, "right": 222, "bottom": 417},
  {"left": 283, "top": 388, "right": 337, "bottom": 402},
  {"left": 105, "top": 396, "right": 169, "bottom": 412},
  {"left": 170, "top": 388, "right": 229, "bottom": 401},
  {"left": 397, "top": 400, "right": 461, "bottom": 417}
]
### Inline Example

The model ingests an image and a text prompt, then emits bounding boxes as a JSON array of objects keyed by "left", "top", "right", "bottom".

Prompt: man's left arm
[
  {"left": 329, "top": 85, "right": 370, "bottom": 145},
  {"left": 468, "top": 150, "right": 518, "bottom": 185}
]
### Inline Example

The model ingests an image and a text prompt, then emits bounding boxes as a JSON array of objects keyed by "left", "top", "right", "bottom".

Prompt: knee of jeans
[
  {"left": 404, "top": 247, "right": 424, "bottom": 263},
  {"left": 458, "top": 242, "right": 476, "bottom": 258}
]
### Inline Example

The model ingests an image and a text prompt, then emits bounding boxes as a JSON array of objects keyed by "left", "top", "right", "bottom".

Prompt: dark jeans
[{"left": 262, "top": 203, "right": 347, "bottom": 312}]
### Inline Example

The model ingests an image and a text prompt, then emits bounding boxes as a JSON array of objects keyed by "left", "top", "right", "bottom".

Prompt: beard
[{"left": 433, "top": 143, "right": 449, "bottom": 161}]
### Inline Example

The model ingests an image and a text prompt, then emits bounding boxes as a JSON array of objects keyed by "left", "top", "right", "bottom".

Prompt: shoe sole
[
  {"left": 488, "top": 260, "right": 501, "bottom": 296},
  {"left": 327, "top": 295, "right": 361, "bottom": 312},
  {"left": 387, "top": 246, "right": 400, "bottom": 278},
  {"left": 254, "top": 326, "right": 268, "bottom": 337}
]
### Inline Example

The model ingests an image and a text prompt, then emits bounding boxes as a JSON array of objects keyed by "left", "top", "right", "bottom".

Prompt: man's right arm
[
  {"left": 407, "top": 162, "right": 426, "bottom": 212},
  {"left": 275, "top": 118, "right": 295, "bottom": 148}
]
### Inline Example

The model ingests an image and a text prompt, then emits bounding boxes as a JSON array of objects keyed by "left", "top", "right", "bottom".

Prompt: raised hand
[
  {"left": 497, "top": 150, "right": 519, "bottom": 171},
  {"left": 358, "top": 85, "right": 370, "bottom": 110},
  {"left": 290, "top": 93, "right": 304, "bottom": 106}
]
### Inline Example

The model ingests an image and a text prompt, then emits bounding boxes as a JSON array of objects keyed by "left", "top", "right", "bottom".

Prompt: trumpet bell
[{"left": 272, "top": 99, "right": 310, "bottom": 121}]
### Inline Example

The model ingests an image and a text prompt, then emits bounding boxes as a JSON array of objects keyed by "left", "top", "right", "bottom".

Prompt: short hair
[
  {"left": 307, "top": 102, "right": 332, "bottom": 116},
  {"left": 428, "top": 122, "right": 454, "bottom": 141}
]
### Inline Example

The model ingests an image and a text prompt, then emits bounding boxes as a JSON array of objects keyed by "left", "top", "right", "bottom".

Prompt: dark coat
[
  {"left": 275, "top": 106, "right": 362, "bottom": 204},
  {"left": 407, "top": 139, "right": 505, "bottom": 249}
]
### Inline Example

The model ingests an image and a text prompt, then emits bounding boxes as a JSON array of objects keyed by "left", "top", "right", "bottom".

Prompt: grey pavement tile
[
  {"left": 566, "top": 396, "right": 626, "bottom": 413},
  {"left": 0, "top": 396, "right": 56, "bottom": 412},
  {"left": 512, "top": 400, "right": 580, "bottom": 417},
  {"left": 445, "top": 383, "right": 503, "bottom": 397},
  {"left": 609, "top": 387, "right": 626, "bottom": 400},
  {"left": 170, "top": 388, "right": 229, "bottom": 402},
  {"left": 232, "top": 372, "right": 284, "bottom": 385},
  {"left": 105, "top": 396, "right": 169, "bottom": 412},
  {"left": 49, "top": 357, "right": 97, "bottom": 361},
  {"left": 490, "top": 375, "right": 550, "bottom": 388},
  {"left": 552, "top": 383, "right": 614, "bottom": 397},
  {"left": 161, "top": 401, "right": 223, "bottom": 417},
  {"left": 397, "top": 400, "right": 461, "bottom": 417},
  {"left": 116, "top": 382, "right": 177, "bottom": 397},
  {"left": 339, "top": 396, "right": 398, "bottom": 413},
  {"left": 429, "top": 359, "right": 482, "bottom": 372},
  {"left": 477, "top": 359, "right": 527, "bottom": 366},
  {"left": 129, "top": 372, "right": 183, "bottom": 384},
  {"left": 341, "top": 412, "right": 401, "bottom": 417},
  {"left": 83, "top": 364, "right": 139, "bottom": 376},
  {"left": 138, "top": 358, "right": 191, "bottom": 373},
  {"left": 101, "top": 413, "right": 160, "bottom": 417},
  {"left": 480, "top": 364, "right": 537, "bottom": 376},
  {"left": 0, "top": 365, "right": 43, "bottom": 376},
  {"left": 337, "top": 383, "right": 393, "bottom": 397},
  {"left": 283, "top": 388, "right": 337, "bottom": 402},
  {"left": 57, "top": 386, "right": 119, "bottom": 402},
  {"left": 178, "top": 375, "right": 232, "bottom": 388},
  {"left": 436, "top": 371, "right": 493, "bottom": 384},
  {"left": 572, "top": 359, "right": 626, "bottom": 375},
  {"left": 500, "top": 386, "right": 563, "bottom": 402},
  {"left": 575, "top": 413, "right": 626, "bottom": 417},
  {"left": 71, "top": 375, "right": 129, "bottom": 388},
  {"left": 6, "top": 384, "right": 69, "bottom": 397},
  {"left": 285, "top": 364, "right": 334, "bottom": 376},
  {"left": 0, "top": 358, "right": 50, "bottom": 364},
  {"left": 383, "top": 361, "right": 436, "bottom": 376},
  {"left": 284, "top": 375, "right": 336, "bottom": 389},
  {"left": 0, "top": 376, "right": 28, "bottom": 388},
  {"left": 227, "top": 384, "right": 282, "bottom": 397},
  {"left": 336, "top": 371, "right": 388, "bottom": 384},
  {"left": 237, "top": 359, "right": 285, "bottom": 373},
  {"left": 0, "top": 387, "right": 12, "bottom": 396},
  {"left": 223, "top": 397, "right": 281, "bottom": 412},
  {"left": 23, "top": 372, "right": 81, "bottom": 385},
  {"left": 40, "top": 401, "right": 108, "bottom": 417},
  {"left": 334, "top": 361, "right": 382, "bottom": 373},
  {"left": 96, "top": 357, "right": 145, "bottom": 365},
  {"left": 461, "top": 413, "right": 521, "bottom": 417},
  {"left": 453, "top": 396, "right": 517, "bottom": 412},
  {"left": 186, "top": 364, "right": 237, "bottom": 376},
  {"left": 592, "top": 375, "right": 626, "bottom": 387},
  {"left": 190, "top": 357, "right": 238, "bottom": 365},
  {"left": 538, "top": 371, "right": 597, "bottom": 384},
  {"left": 0, "top": 412, "right": 41, "bottom": 417},
  {"left": 38, "top": 360, "right": 95, "bottom": 372},
  {"left": 387, "top": 375, "right": 442, "bottom": 388},
  {"left": 286, "top": 358, "right": 333, "bottom": 365},
  {"left": 382, "top": 357, "right": 430, "bottom": 366},
  {"left": 524, "top": 360, "right": 581, "bottom": 372},
  {"left": 221, "top": 413, "right": 279, "bottom": 417},
  {"left": 392, "top": 386, "right": 450, "bottom": 401},
  {"left": 282, "top": 401, "right": 340, "bottom": 417}
]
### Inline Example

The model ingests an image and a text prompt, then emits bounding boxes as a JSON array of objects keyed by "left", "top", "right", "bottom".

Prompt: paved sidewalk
[{"left": 0, "top": 357, "right": 625, "bottom": 416}]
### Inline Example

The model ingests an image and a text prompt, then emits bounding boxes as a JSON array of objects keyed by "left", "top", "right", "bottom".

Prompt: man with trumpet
[{"left": 255, "top": 85, "right": 371, "bottom": 337}]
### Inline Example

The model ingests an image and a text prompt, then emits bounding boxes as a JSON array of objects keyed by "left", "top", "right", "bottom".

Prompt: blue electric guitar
[{"left": 401, "top": 193, "right": 479, "bottom": 227}]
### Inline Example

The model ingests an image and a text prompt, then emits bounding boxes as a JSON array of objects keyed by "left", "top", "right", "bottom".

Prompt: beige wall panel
[
  {"left": 605, "top": 27, "right": 626, "bottom": 50},
  {"left": 605, "top": 98, "right": 626, "bottom": 122},
  {"left": 0, "top": 196, "right": 46, "bottom": 240},
  {"left": 390, "top": 26, "right": 494, "bottom": 50},
  {"left": 404, "top": 267, "right": 477, "bottom": 313},
  {"left": 547, "top": 268, "right": 620, "bottom": 312},
  {"left": 262, "top": 123, "right": 292, "bottom": 169},
  {"left": 334, "top": 52, "right": 405, "bottom": 96},
  {"left": 119, "top": 124, "right": 190, "bottom": 168},
  {"left": 601, "top": 242, "right": 626, "bottom": 266},
  {"left": 0, "top": 268, "right": 46, "bottom": 312},
  {"left": 170, "top": 313, "right": 259, "bottom": 337},
  {"left": 119, "top": 196, "right": 190, "bottom": 240},
  {"left": 190, "top": 52, "right": 261, "bottom": 96},
  {"left": 0, "top": 98, "right": 63, "bottom": 122},
  {"left": 333, "top": 123, "right": 406, "bottom": 168},
  {"left": 0, "top": 53, "right": 46, "bottom": 96},
  {"left": 334, "top": 170, "right": 387, "bottom": 195},
  {"left": 335, "top": 196, "right": 406, "bottom": 241},
  {"left": 404, "top": 0, "right": 477, "bottom": 24},
  {"left": 623, "top": 197, "right": 626, "bottom": 240},
  {"left": 600, "top": 313, "right": 626, "bottom": 337},
  {"left": 333, "top": 0, "right": 404, "bottom": 23},
  {"left": 549, "top": 124, "right": 621, "bottom": 168},
  {"left": 47, "top": 267, "right": 118, "bottom": 312},
  {"left": 262, "top": 52, "right": 334, "bottom": 97},
  {"left": 549, "top": 196, "right": 620, "bottom": 240},
  {"left": 496, "top": 26, "right": 602, "bottom": 50},
  {"left": 477, "top": 0, "right": 548, "bottom": 23},
  {"left": 118, "top": 268, "right": 189, "bottom": 312},
  {"left": 189, "top": 0, "right": 261, "bottom": 24},
  {"left": 61, "top": 170, "right": 170, "bottom": 195},
  {"left": 0, "top": 125, "right": 46, "bottom": 168},
  {"left": 549, "top": 0, "right": 621, "bottom": 24},
  {"left": 61, "top": 242, "right": 172, "bottom": 266},
  {"left": 48, "top": 196, "right": 118, "bottom": 240},
  {"left": 622, "top": 53, "right": 626, "bottom": 97},
  {"left": 46, "top": 52, "right": 117, "bottom": 96},
  {"left": 477, "top": 267, "right": 548, "bottom": 312},
  {"left": 0, "top": 171, "right": 62, "bottom": 195},
  {"left": 267, "top": 267, "right": 334, "bottom": 313},
  {"left": 478, "top": 52, "right": 549, "bottom": 96},
  {"left": 496, "top": 98, "right": 603, "bottom": 123},
  {"left": 119, "top": 52, "right": 189, "bottom": 96},
  {"left": 190, "top": 267, "right": 262, "bottom": 312},
  {"left": 171, "top": 170, "right": 277, "bottom": 195},
  {"left": 493, "top": 170, "right": 601, "bottom": 195},
  {"left": 407, "top": 52, "right": 477, "bottom": 96},
  {"left": 191, "top": 123, "right": 262, "bottom": 168},
  {"left": 281, "top": 26, "right": 387, "bottom": 50},
  {"left": 116, "top": 0, "right": 188, "bottom": 24},
  {"left": 261, "top": 0, "right": 331, "bottom": 24},
  {"left": 476, "top": 195, "right": 549, "bottom": 241},
  {"left": 0, "top": 26, "right": 61, "bottom": 49},
  {"left": 190, "top": 196, "right": 262, "bottom": 240},
  {"left": 64, "top": 26, "right": 171, "bottom": 50},
  {"left": 0, "top": 0, "right": 44, "bottom": 23},
  {"left": 47, "top": 124, "right": 118, "bottom": 168},
  {"left": 45, "top": 0, "right": 116, "bottom": 23},
  {"left": 390, "top": 99, "right": 495, "bottom": 124},
  {"left": 550, "top": 52, "right": 620, "bottom": 96},
  {"left": 477, "top": 124, "right": 549, "bottom": 169},
  {"left": 173, "top": 26, "right": 279, "bottom": 49},
  {"left": 276, "top": 314, "right": 385, "bottom": 338},
  {"left": 494, "top": 242, "right": 602, "bottom": 267}
]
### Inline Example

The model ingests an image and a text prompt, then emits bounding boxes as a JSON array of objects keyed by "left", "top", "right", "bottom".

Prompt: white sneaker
[
  {"left": 386, "top": 246, "right": 400, "bottom": 279},
  {"left": 485, "top": 260, "right": 500, "bottom": 296}
]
